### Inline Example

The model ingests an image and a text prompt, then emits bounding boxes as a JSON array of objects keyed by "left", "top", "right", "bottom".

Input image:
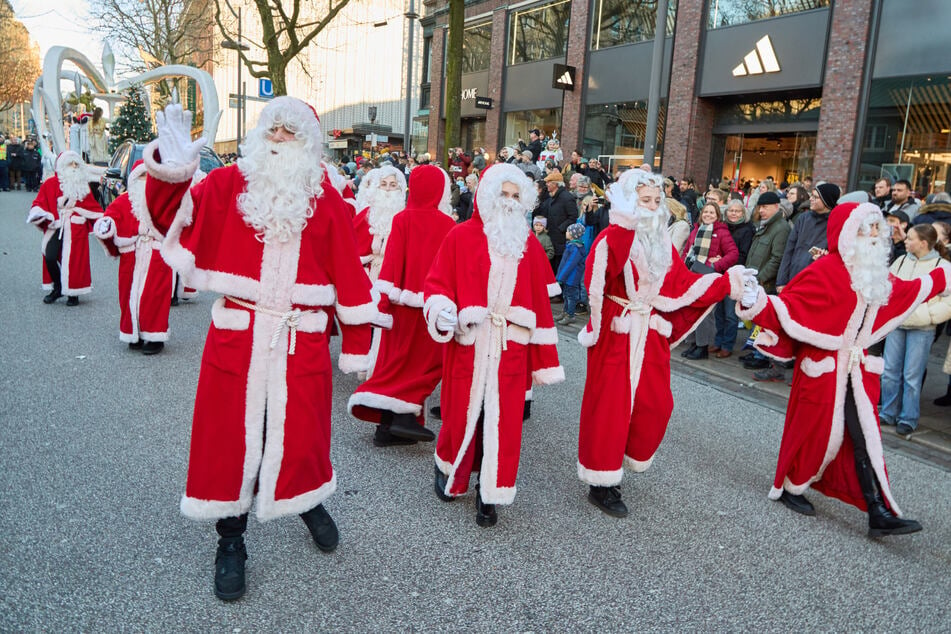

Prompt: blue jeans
[
  {"left": 880, "top": 328, "right": 933, "bottom": 429},
  {"left": 563, "top": 283, "right": 581, "bottom": 317},
  {"left": 714, "top": 297, "right": 739, "bottom": 351}
]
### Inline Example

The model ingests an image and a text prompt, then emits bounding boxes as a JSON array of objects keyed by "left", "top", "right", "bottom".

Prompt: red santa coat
[
  {"left": 577, "top": 210, "right": 746, "bottom": 486},
  {"left": 349, "top": 164, "right": 457, "bottom": 424},
  {"left": 740, "top": 202, "right": 949, "bottom": 515},
  {"left": 143, "top": 141, "right": 377, "bottom": 521},
  {"left": 424, "top": 182, "right": 564, "bottom": 505},
  {"left": 27, "top": 175, "right": 103, "bottom": 294},
  {"left": 94, "top": 165, "right": 173, "bottom": 342}
]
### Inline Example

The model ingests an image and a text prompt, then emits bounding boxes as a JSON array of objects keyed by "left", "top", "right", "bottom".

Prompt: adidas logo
[
  {"left": 556, "top": 70, "right": 573, "bottom": 87},
  {"left": 732, "top": 35, "right": 781, "bottom": 77}
]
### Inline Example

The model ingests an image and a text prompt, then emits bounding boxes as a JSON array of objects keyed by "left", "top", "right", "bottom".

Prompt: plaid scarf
[{"left": 691, "top": 224, "right": 714, "bottom": 263}]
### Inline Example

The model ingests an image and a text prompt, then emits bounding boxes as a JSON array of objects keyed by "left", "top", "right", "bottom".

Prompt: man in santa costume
[
  {"left": 93, "top": 160, "right": 176, "bottom": 354},
  {"left": 26, "top": 150, "right": 103, "bottom": 305},
  {"left": 143, "top": 100, "right": 378, "bottom": 600},
  {"left": 348, "top": 164, "right": 456, "bottom": 446},
  {"left": 577, "top": 169, "right": 753, "bottom": 518},
  {"left": 424, "top": 163, "right": 564, "bottom": 528},
  {"left": 739, "top": 201, "right": 948, "bottom": 537},
  {"left": 352, "top": 164, "right": 408, "bottom": 282}
]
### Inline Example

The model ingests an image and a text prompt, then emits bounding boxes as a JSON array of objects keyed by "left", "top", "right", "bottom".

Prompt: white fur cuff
[
  {"left": 735, "top": 287, "right": 768, "bottom": 320},
  {"left": 143, "top": 140, "right": 200, "bottom": 183},
  {"left": 336, "top": 299, "right": 378, "bottom": 325},
  {"left": 339, "top": 352, "right": 372, "bottom": 374},
  {"left": 27, "top": 207, "right": 55, "bottom": 225},
  {"left": 532, "top": 365, "right": 565, "bottom": 385},
  {"left": 726, "top": 265, "right": 747, "bottom": 301}
]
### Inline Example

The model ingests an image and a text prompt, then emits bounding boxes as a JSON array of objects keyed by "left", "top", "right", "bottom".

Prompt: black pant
[
  {"left": 216, "top": 513, "right": 248, "bottom": 539},
  {"left": 24, "top": 169, "right": 40, "bottom": 191},
  {"left": 843, "top": 379, "right": 869, "bottom": 464},
  {"left": 44, "top": 231, "right": 62, "bottom": 293}
]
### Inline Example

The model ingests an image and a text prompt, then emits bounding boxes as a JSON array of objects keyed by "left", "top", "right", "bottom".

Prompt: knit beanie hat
[
  {"left": 815, "top": 182, "right": 841, "bottom": 210},
  {"left": 533, "top": 216, "right": 547, "bottom": 228},
  {"left": 567, "top": 223, "right": 585, "bottom": 240}
]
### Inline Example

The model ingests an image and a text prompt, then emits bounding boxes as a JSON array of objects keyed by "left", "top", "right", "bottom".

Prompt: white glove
[
  {"left": 155, "top": 104, "right": 206, "bottom": 167},
  {"left": 741, "top": 279, "right": 761, "bottom": 307},
  {"left": 94, "top": 217, "right": 114, "bottom": 238},
  {"left": 740, "top": 267, "right": 758, "bottom": 286},
  {"left": 435, "top": 308, "right": 458, "bottom": 333}
]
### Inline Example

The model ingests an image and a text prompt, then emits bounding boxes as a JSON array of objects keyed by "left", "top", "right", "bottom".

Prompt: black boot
[
  {"left": 588, "top": 485, "right": 629, "bottom": 518},
  {"left": 389, "top": 412, "right": 435, "bottom": 442},
  {"left": 142, "top": 341, "right": 164, "bottom": 355},
  {"left": 43, "top": 289, "right": 62, "bottom": 304},
  {"left": 779, "top": 490, "right": 815, "bottom": 516},
  {"left": 66, "top": 296, "right": 79, "bottom": 306},
  {"left": 214, "top": 536, "right": 247, "bottom": 601},
  {"left": 429, "top": 405, "right": 441, "bottom": 419},
  {"left": 684, "top": 345, "right": 709, "bottom": 360},
  {"left": 128, "top": 340, "right": 144, "bottom": 350},
  {"left": 856, "top": 457, "right": 922, "bottom": 537},
  {"left": 434, "top": 463, "right": 454, "bottom": 502},
  {"left": 475, "top": 483, "right": 497, "bottom": 528},
  {"left": 373, "top": 411, "right": 418, "bottom": 447},
  {"left": 680, "top": 343, "right": 698, "bottom": 358},
  {"left": 522, "top": 399, "right": 531, "bottom": 421},
  {"left": 934, "top": 386, "right": 951, "bottom": 407},
  {"left": 300, "top": 504, "right": 339, "bottom": 552}
]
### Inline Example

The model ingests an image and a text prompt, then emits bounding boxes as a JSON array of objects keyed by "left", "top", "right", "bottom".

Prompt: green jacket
[
  {"left": 745, "top": 212, "right": 791, "bottom": 292},
  {"left": 535, "top": 231, "right": 554, "bottom": 260}
]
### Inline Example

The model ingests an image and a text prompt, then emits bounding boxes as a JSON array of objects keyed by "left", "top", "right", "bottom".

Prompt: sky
[{"left": 12, "top": 0, "right": 105, "bottom": 70}]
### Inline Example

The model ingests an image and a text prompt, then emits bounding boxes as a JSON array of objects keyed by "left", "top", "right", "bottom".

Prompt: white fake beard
[
  {"left": 237, "top": 139, "right": 323, "bottom": 243},
  {"left": 482, "top": 196, "right": 530, "bottom": 259},
  {"left": 367, "top": 189, "right": 405, "bottom": 238},
  {"left": 633, "top": 206, "right": 672, "bottom": 283},
  {"left": 58, "top": 166, "right": 90, "bottom": 202},
  {"left": 845, "top": 234, "right": 892, "bottom": 305}
]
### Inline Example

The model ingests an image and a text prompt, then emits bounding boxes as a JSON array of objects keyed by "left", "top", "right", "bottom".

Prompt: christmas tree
[{"left": 108, "top": 86, "right": 154, "bottom": 153}]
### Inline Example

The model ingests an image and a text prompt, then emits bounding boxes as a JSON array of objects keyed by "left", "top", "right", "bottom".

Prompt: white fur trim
[
  {"left": 290, "top": 284, "right": 336, "bottom": 307},
  {"left": 529, "top": 327, "right": 559, "bottom": 345},
  {"left": 547, "top": 282, "right": 562, "bottom": 297},
  {"left": 577, "top": 461, "right": 623, "bottom": 486},
  {"left": 339, "top": 352, "right": 372, "bottom": 373},
  {"left": 532, "top": 365, "right": 565, "bottom": 385},
  {"left": 864, "top": 355, "right": 884, "bottom": 375},
  {"left": 726, "top": 265, "right": 748, "bottom": 301},
  {"left": 423, "top": 294, "right": 456, "bottom": 343},
  {"left": 800, "top": 356, "right": 836, "bottom": 378},
  {"left": 180, "top": 496, "right": 250, "bottom": 521},
  {"left": 768, "top": 486, "right": 784, "bottom": 501},
  {"left": 256, "top": 474, "right": 336, "bottom": 521},
  {"left": 768, "top": 295, "right": 843, "bottom": 351},
  {"left": 396, "top": 289, "right": 424, "bottom": 308},
  {"left": 348, "top": 391, "right": 423, "bottom": 416},
  {"left": 211, "top": 297, "right": 251, "bottom": 330},
  {"left": 753, "top": 328, "right": 780, "bottom": 347},
  {"left": 608, "top": 208, "right": 639, "bottom": 230},
  {"left": 374, "top": 278, "right": 395, "bottom": 297},
  {"left": 27, "top": 206, "right": 55, "bottom": 225},
  {"left": 92, "top": 217, "right": 116, "bottom": 240},
  {"left": 652, "top": 272, "right": 719, "bottom": 313},
  {"left": 579, "top": 239, "right": 610, "bottom": 348},
  {"left": 736, "top": 287, "right": 768, "bottom": 320},
  {"left": 480, "top": 485, "right": 516, "bottom": 506},
  {"left": 623, "top": 454, "right": 655, "bottom": 473},
  {"left": 139, "top": 330, "right": 170, "bottom": 342},
  {"left": 649, "top": 314, "right": 672, "bottom": 337},
  {"left": 373, "top": 313, "right": 394, "bottom": 330},
  {"left": 869, "top": 276, "right": 933, "bottom": 343},
  {"left": 507, "top": 306, "right": 536, "bottom": 330},
  {"left": 335, "top": 299, "right": 378, "bottom": 325},
  {"left": 142, "top": 140, "right": 200, "bottom": 183}
]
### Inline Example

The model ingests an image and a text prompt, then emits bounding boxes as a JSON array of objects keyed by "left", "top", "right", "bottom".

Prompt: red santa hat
[
  {"left": 249, "top": 96, "right": 323, "bottom": 159},
  {"left": 827, "top": 201, "right": 886, "bottom": 257},
  {"left": 474, "top": 163, "right": 537, "bottom": 219},
  {"left": 76, "top": 112, "right": 92, "bottom": 124},
  {"left": 404, "top": 164, "right": 449, "bottom": 214}
]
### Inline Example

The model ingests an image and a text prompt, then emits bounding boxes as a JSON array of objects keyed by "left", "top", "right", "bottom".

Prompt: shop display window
[
  {"left": 507, "top": 0, "right": 571, "bottom": 65},
  {"left": 590, "top": 0, "right": 676, "bottom": 51},
  {"left": 707, "top": 0, "right": 829, "bottom": 30}
]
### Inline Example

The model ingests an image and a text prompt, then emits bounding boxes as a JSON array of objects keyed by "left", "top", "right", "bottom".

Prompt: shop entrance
[
  {"left": 460, "top": 118, "right": 487, "bottom": 154},
  {"left": 714, "top": 132, "right": 816, "bottom": 189}
]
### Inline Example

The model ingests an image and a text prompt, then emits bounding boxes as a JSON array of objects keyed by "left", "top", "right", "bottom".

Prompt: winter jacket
[
  {"left": 744, "top": 211, "right": 790, "bottom": 291},
  {"left": 890, "top": 251, "right": 951, "bottom": 330},
  {"left": 555, "top": 240, "right": 585, "bottom": 286},
  {"left": 668, "top": 218, "right": 691, "bottom": 256},
  {"left": 683, "top": 221, "right": 738, "bottom": 273},
  {"left": 546, "top": 187, "right": 578, "bottom": 256},
  {"left": 776, "top": 209, "right": 830, "bottom": 287},
  {"left": 20, "top": 147, "right": 42, "bottom": 172},
  {"left": 912, "top": 202, "right": 951, "bottom": 226},
  {"left": 534, "top": 231, "right": 554, "bottom": 260},
  {"left": 726, "top": 220, "right": 754, "bottom": 266}
]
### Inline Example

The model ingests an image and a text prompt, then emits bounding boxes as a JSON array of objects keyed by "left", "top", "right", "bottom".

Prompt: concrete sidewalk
[{"left": 555, "top": 311, "right": 951, "bottom": 470}]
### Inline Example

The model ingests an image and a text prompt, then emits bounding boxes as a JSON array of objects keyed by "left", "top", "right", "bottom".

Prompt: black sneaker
[
  {"left": 300, "top": 504, "right": 339, "bottom": 553},
  {"left": 43, "top": 290, "right": 62, "bottom": 304},
  {"left": 588, "top": 485, "right": 629, "bottom": 518},
  {"left": 142, "top": 341, "right": 164, "bottom": 355},
  {"left": 779, "top": 490, "right": 815, "bottom": 516},
  {"left": 214, "top": 538, "right": 247, "bottom": 601},
  {"left": 66, "top": 296, "right": 79, "bottom": 306}
]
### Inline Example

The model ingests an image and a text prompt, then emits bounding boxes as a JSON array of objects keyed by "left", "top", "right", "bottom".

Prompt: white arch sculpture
[{"left": 32, "top": 45, "right": 221, "bottom": 156}]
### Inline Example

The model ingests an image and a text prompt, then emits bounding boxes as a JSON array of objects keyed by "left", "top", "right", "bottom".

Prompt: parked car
[{"left": 99, "top": 140, "right": 224, "bottom": 207}]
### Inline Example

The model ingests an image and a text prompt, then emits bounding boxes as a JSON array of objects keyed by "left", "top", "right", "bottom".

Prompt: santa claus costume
[
  {"left": 576, "top": 170, "right": 750, "bottom": 517},
  {"left": 348, "top": 164, "right": 456, "bottom": 446},
  {"left": 424, "top": 163, "right": 564, "bottom": 527},
  {"left": 739, "top": 202, "right": 947, "bottom": 537},
  {"left": 351, "top": 164, "right": 408, "bottom": 281},
  {"left": 143, "top": 100, "right": 378, "bottom": 600},
  {"left": 93, "top": 161, "right": 176, "bottom": 354},
  {"left": 26, "top": 150, "right": 103, "bottom": 305}
]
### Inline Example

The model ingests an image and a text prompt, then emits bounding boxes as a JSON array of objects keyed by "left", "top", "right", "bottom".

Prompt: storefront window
[
  {"left": 581, "top": 102, "right": 666, "bottom": 169},
  {"left": 502, "top": 108, "right": 563, "bottom": 149},
  {"left": 590, "top": 0, "right": 676, "bottom": 51},
  {"left": 463, "top": 23, "right": 492, "bottom": 73},
  {"left": 508, "top": 0, "right": 571, "bottom": 66},
  {"left": 411, "top": 115, "right": 429, "bottom": 159},
  {"left": 717, "top": 132, "right": 815, "bottom": 189},
  {"left": 714, "top": 97, "right": 821, "bottom": 126},
  {"left": 707, "top": 0, "right": 829, "bottom": 29},
  {"left": 858, "top": 75, "right": 951, "bottom": 195}
]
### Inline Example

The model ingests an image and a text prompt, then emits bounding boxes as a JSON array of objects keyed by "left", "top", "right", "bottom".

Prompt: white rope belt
[
  {"left": 490, "top": 312, "right": 508, "bottom": 354},
  {"left": 847, "top": 346, "right": 866, "bottom": 373},
  {"left": 224, "top": 296, "right": 306, "bottom": 355},
  {"left": 607, "top": 294, "right": 651, "bottom": 318}
]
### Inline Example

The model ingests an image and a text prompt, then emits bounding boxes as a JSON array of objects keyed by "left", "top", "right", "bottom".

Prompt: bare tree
[
  {"left": 0, "top": 0, "right": 41, "bottom": 112},
  {"left": 88, "top": 0, "right": 215, "bottom": 74},
  {"left": 214, "top": 0, "right": 353, "bottom": 97}
]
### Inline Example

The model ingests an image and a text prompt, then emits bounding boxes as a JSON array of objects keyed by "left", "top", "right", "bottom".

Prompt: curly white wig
[
  {"left": 475, "top": 163, "right": 538, "bottom": 215},
  {"left": 356, "top": 165, "right": 407, "bottom": 211},
  {"left": 238, "top": 96, "right": 323, "bottom": 172}
]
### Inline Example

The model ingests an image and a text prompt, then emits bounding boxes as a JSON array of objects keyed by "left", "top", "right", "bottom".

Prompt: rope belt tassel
[{"left": 225, "top": 295, "right": 306, "bottom": 355}]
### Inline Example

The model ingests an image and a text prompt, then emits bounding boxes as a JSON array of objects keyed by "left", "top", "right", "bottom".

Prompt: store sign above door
[
  {"left": 553, "top": 64, "right": 576, "bottom": 91},
  {"left": 475, "top": 96, "right": 493, "bottom": 109},
  {"left": 732, "top": 35, "right": 781, "bottom": 77}
]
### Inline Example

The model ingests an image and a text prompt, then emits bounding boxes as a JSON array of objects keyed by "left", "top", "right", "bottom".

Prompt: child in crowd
[
  {"left": 533, "top": 216, "right": 554, "bottom": 262},
  {"left": 555, "top": 223, "right": 586, "bottom": 325}
]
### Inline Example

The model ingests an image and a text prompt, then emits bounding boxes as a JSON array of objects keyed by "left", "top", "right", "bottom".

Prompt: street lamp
[
  {"left": 403, "top": 0, "right": 419, "bottom": 158},
  {"left": 221, "top": 3, "right": 250, "bottom": 152}
]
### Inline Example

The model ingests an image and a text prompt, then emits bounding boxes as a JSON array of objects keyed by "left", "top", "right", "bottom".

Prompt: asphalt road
[{"left": 1, "top": 190, "right": 949, "bottom": 631}]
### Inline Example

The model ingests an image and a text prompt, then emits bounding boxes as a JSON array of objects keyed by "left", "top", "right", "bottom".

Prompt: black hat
[
  {"left": 529, "top": 128, "right": 541, "bottom": 136},
  {"left": 757, "top": 191, "right": 781, "bottom": 206},
  {"left": 814, "top": 182, "right": 841, "bottom": 210}
]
